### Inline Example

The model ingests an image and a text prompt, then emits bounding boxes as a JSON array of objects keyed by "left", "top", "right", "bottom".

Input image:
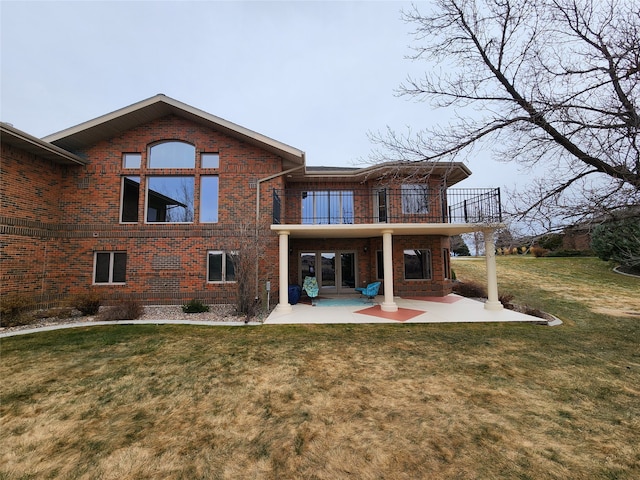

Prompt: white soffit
[
  {"left": 43, "top": 95, "right": 305, "bottom": 168},
  {"left": 271, "top": 223, "right": 502, "bottom": 239}
]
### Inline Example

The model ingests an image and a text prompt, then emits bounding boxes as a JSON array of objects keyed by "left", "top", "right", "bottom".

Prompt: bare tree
[
  {"left": 371, "top": 0, "right": 639, "bottom": 229},
  {"left": 232, "top": 221, "right": 270, "bottom": 317}
]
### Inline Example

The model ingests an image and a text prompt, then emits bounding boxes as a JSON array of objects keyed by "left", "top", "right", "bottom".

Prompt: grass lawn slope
[{"left": 1, "top": 257, "right": 639, "bottom": 479}]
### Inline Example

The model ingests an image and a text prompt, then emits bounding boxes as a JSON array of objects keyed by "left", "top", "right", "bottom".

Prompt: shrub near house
[{"left": 591, "top": 217, "right": 640, "bottom": 274}]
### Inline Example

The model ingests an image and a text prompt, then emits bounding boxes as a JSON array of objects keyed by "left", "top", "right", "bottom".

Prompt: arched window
[
  {"left": 148, "top": 141, "right": 195, "bottom": 169},
  {"left": 120, "top": 140, "right": 218, "bottom": 224}
]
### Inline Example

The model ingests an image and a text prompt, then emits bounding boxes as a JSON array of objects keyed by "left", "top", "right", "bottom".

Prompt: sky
[{"left": 0, "top": 0, "right": 524, "bottom": 190}]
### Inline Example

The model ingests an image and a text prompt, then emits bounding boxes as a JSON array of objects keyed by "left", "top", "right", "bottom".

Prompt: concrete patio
[
  {"left": 265, "top": 293, "right": 557, "bottom": 325},
  {"left": 1, "top": 294, "right": 558, "bottom": 339}
]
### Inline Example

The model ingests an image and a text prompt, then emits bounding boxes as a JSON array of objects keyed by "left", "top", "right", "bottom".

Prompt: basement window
[
  {"left": 94, "top": 252, "right": 127, "bottom": 284},
  {"left": 207, "top": 251, "right": 237, "bottom": 282}
]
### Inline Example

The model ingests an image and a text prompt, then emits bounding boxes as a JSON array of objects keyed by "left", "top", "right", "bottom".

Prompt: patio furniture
[
  {"left": 355, "top": 281, "right": 381, "bottom": 303},
  {"left": 302, "top": 276, "right": 319, "bottom": 306},
  {"left": 288, "top": 285, "right": 302, "bottom": 305}
]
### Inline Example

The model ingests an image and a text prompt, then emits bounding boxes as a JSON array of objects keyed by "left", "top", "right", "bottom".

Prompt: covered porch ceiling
[{"left": 271, "top": 223, "right": 504, "bottom": 238}]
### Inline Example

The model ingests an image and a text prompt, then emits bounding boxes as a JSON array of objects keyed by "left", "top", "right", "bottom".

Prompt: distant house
[
  {"left": 562, "top": 225, "right": 593, "bottom": 252},
  {"left": 1, "top": 95, "right": 505, "bottom": 312},
  {"left": 562, "top": 206, "right": 640, "bottom": 252}
]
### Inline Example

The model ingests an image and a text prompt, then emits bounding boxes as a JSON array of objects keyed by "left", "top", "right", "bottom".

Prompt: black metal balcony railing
[{"left": 272, "top": 187, "right": 501, "bottom": 225}]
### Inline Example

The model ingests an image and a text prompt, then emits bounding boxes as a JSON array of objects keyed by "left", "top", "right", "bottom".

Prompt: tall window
[
  {"left": 402, "top": 184, "right": 430, "bottom": 214},
  {"left": 94, "top": 252, "right": 127, "bottom": 284},
  {"left": 207, "top": 251, "right": 237, "bottom": 282},
  {"left": 404, "top": 249, "right": 432, "bottom": 280},
  {"left": 376, "top": 250, "right": 384, "bottom": 279},
  {"left": 443, "top": 248, "right": 451, "bottom": 280},
  {"left": 146, "top": 176, "right": 195, "bottom": 222},
  {"left": 120, "top": 141, "right": 219, "bottom": 224},
  {"left": 374, "top": 188, "right": 388, "bottom": 223},
  {"left": 302, "top": 191, "right": 354, "bottom": 224},
  {"left": 200, "top": 176, "right": 219, "bottom": 223},
  {"left": 121, "top": 176, "right": 140, "bottom": 222},
  {"left": 146, "top": 142, "right": 196, "bottom": 222}
]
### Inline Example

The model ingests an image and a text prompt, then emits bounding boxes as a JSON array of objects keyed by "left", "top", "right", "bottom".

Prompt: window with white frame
[
  {"left": 146, "top": 176, "right": 195, "bottom": 222},
  {"left": 123, "top": 153, "right": 141, "bottom": 169},
  {"left": 121, "top": 176, "right": 140, "bottom": 222},
  {"left": 401, "top": 184, "right": 430, "bottom": 214},
  {"left": 207, "top": 251, "right": 237, "bottom": 282},
  {"left": 301, "top": 190, "right": 354, "bottom": 224},
  {"left": 148, "top": 141, "right": 195, "bottom": 169},
  {"left": 94, "top": 252, "right": 127, "bottom": 284},
  {"left": 374, "top": 188, "right": 388, "bottom": 223},
  {"left": 201, "top": 153, "right": 220, "bottom": 168},
  {"left": 404, "top": 249, "right": 432, "bottom": 280},
  {"left": 120, "top": 141, "right": 219, "bottom": 224},
  {"left": 200, "top": 176, "right": 219, "bottom": 223}
]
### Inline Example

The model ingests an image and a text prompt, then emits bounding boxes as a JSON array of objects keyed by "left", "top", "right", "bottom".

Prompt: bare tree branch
[{"left": 373, "top": 0, "right": 640, "bottom": 229}]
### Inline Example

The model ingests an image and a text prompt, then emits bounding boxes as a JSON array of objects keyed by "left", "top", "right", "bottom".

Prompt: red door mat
[{"left": 355, "top": 305, "right": 426, "bottom": 322}]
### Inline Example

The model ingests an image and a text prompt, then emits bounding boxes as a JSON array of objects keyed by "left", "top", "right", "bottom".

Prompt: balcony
[{"left": 272, "top": 187, "right": 502, "bottom": 226}]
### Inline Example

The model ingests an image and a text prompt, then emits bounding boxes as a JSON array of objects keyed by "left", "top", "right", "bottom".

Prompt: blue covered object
[
  {"left": 288, "top": 285, "right": 302, "bottom": 305},
  {"left": 355, "top": 281, "right": 381, "bottom": 302},
  {"left": 302, "top": 276, "right": 319, "bottom": 306}
]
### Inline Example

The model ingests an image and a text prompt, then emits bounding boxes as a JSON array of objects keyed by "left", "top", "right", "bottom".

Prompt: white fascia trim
[
  {"left": 1, "top": 123, "right": 86, "bottom": 165},
  {"left": 42, "top": 94, "right": 306, "bottom": 164}
]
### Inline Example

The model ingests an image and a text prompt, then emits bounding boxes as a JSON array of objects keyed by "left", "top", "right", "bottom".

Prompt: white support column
[
  {"left": 275, "top": 230, "right": 292, "bottom": 313},
  {"left": 483, "top": 228, "right": 503, "bottom": 311},
  {"left": 381, "top": 230, "right": 398, "bottom": 312}
]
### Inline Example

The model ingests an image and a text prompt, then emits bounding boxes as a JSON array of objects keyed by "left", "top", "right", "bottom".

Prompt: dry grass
[
  {"left": 452, "top": 255, "right": 640, "bottom": 318},
  {"left": 1, "top": 257, "right": 639, "bottom": 479}
]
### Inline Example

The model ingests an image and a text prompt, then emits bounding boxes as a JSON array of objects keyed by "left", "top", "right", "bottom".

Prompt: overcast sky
[{"left": 1, "top": 0, "right": 524, "bottom": 189}]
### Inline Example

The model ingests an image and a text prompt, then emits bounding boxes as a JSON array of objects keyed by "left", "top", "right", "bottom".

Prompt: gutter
[{"left": 1, "top": 123, "right": 86, "bottom": 165}]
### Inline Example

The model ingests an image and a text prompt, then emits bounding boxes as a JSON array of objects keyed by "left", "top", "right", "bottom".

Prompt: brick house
[{"left": 1, "top": 95, "right": 504, "bottom": 313}]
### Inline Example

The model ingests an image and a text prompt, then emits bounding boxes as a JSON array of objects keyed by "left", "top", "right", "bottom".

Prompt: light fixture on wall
[{"left": 363, "top": 246, "right": 368, "bottom": 253}]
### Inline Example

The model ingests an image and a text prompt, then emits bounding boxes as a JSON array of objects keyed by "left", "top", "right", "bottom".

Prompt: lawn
[{"left": 1, "top": 257, "right": 639, "bottom": 479}]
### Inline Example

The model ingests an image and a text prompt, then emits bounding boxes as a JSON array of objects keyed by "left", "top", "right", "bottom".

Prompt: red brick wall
[
  {"left": 2, "top": 114, "right": 455, "bottom": 309},
  {"left": 0, "top": 144, "right": 68, "bottom": 222},
  {"left": 1, "top": 144, "right": 72, "bottom": 302},
  {"left": 282, "top": 176, "right": 452, "bottom": 297},
  {"left": 392, "top": 235, "right": 452, "bottom": 297},
  {"left": 1, "top": 116, "right": 285, "bottom": 307},
  {"left": 288, "top": 235, "right": 452, "bottom": 298}
]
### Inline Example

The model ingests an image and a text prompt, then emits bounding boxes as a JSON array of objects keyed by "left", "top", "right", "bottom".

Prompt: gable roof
[
  {"left": 1, "top": 122, "right": 86, "bottom": 165},
  {"left": 43, "top": 94, "right": 306, "bottom": 169}
]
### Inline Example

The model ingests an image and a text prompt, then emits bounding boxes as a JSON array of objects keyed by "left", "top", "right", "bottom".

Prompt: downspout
[{"left": 255, "top": 164, "right": 305, "bottom": 300}]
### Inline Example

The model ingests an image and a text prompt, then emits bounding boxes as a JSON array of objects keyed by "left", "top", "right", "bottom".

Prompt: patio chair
[
  {"left": 355, "top": 281, "right": 381, "bottom": 303},
  {"left": 302, "top": 276, "right": 319, "bottom": 306}
]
